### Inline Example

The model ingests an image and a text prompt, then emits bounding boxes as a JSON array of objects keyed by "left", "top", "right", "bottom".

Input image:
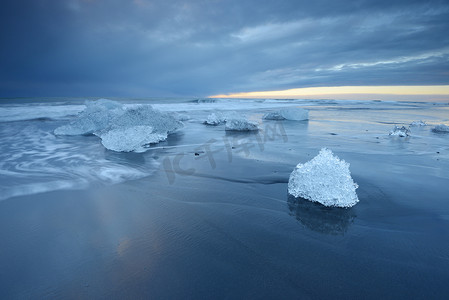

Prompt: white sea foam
[
  {"left": 288, "top": 148, "right": 359, "bottom": 208},
  {"left": 0, "top": 125, "right": 156, "bottom": 201}
]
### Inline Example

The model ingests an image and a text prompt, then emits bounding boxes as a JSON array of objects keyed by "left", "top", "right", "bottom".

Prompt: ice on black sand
[{"left": 288, "top": 148, "right": 359, "bottom": 208}]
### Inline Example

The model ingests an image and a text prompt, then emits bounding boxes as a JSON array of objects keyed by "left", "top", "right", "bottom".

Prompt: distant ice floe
[
  {"left": 288, "top": 148, "right": 359, "bottom": 208},
  {"left": 55, "top": 99, "right": 183, "bottom": 152},
  {"left": 432, "top": 124, "right": 449, "bottom": 133},
  {"left": 410, "top": 120, "right": 427, "bottom": 127},
  {"left": 389, "top": 125, "right": 411, "bottom": 137},
  {"left": 263, "top": 108, "right": 309, "bottom": 121}
]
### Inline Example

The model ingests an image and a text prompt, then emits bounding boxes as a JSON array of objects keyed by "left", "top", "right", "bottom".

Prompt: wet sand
[{"left": 1, "top": 136, "right": 449, "bottom": 298}]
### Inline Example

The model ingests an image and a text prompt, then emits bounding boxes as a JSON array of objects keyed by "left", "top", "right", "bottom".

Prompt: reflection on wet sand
[{"left": 287, "top": 195, "right": 356, "bottom": 235}]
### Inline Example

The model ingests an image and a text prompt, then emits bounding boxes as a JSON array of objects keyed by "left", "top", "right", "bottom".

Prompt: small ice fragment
[
  {"left": 263, "top": 112, "right": 286, "bottom": 120},
  {"left": 279, "top": 108, "right": 309, "bottom": 121},
  {"left": 432, "top": 124, "right": 449, "bottom": 133},
  {"left": 288, "top": 148, "right": 359, "bottom": 208},
  {"left": 225, "top": 118, "right": 259, "bottom": 131},
  {"left": 98, "top": 126, "right": 167, "bottom": 152},
  {"left": 410, "top": 120, "right": 427, "bottom": 127},
  {"left": 389, "top": 126, "right": 410, "bottom": 137},
  {"left": 204, "top": 112, "right": 226, "bottom": 125}
]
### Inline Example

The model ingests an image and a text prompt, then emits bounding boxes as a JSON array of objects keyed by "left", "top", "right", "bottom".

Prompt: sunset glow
[{"left": 211, "top": 86, "right": 449, "bottom": 101}]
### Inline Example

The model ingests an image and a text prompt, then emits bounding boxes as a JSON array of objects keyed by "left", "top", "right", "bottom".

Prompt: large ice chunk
[
  {"left": 288, "top": 148, "right": 359, "bottom": 208},
  {"left": 225, "top": 118, "right": 259, "bottom": 131},
  {"left": 97, "top": 105, "right": 182, "bottom": 152},
  {"left": 432, "top": 124, "right": 449, "bottom": 133},
  {"left": 55, "top": 99, "right": 183, "bottom": 152},
  {"left": 389, "top": 125, "right": 410, "bottom": 137},
  {"left": 54, "top": 99, "right": 124, "bottom": 135},
  {"left": 98, "top": 126, "right": 167, "bottom": 152},
  {"left": 280, "top": 108, "right": 309, "bottom": 121}
]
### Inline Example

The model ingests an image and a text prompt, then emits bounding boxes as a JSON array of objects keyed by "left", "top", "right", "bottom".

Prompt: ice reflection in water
[{"left": 287, "top": 195, "right": 356, "bottom": 235}]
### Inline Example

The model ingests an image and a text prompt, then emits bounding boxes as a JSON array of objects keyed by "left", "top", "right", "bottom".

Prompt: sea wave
[{"left": 0, "top": 104, "right": 85, "bottom": 122}]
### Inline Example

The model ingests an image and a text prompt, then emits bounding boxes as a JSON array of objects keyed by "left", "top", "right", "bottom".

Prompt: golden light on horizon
[{"left": 210, "top": 85, "right": 449, "bottom": 100}]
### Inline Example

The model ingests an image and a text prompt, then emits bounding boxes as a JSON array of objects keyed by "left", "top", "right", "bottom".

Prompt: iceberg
[
  {"left": 410, "top": 120, "right": 427, "bottom": 127},
  {"left": 55, "top": 99, "right": 183, "bottom": 152},
  {"left": 389, "top": 125, "right": 410, "bottom": 137},
  {"left": 288, "top": 148, "right": 359, "bottom": 208},
  {"left": 225, "top": 118, "right": 260, "bottom": 131},
  {"left": 280, "top": 108, "right": 309, "bottom": 121},
  {"left": 263, "top": 112, "right": 286, "bottom": 120},
  {"left": 432, "top": 124, "right": 449, "bottom": 133}
]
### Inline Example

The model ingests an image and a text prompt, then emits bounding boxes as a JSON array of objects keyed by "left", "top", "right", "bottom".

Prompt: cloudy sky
[{"left": 1, "top": 0, "right": 448, "bottom": 97}]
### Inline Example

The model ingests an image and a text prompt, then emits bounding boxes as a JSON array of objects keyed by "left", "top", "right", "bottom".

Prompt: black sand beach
[{"left": 1, "top": 100, "right": 449, "bottom": 298}]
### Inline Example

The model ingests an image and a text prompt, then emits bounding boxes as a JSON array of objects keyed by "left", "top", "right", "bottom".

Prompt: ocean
[{"left": 0, "top": 97, "right": 448, "bottom": 298}]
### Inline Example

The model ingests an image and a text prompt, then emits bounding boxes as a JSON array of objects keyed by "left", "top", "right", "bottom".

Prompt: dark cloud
[{"left": 0, "top": 0, "right": 448, "bottom": 97}]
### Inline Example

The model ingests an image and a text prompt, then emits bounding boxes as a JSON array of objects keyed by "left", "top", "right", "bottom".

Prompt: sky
[{"left": 0, "top": 0, "right": 449, "bottom": 98}]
